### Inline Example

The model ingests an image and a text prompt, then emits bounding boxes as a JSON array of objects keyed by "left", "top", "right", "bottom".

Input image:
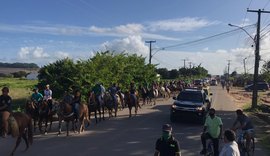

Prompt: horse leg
[
  {"left": 115, "top": 103, "right": 118, "bottom": 117},
  {"left": 94, "top": 110, "right": 98, "bottom": 124},
  {"left": 38, "top": 118, "right": 43, "bottom": 134},
  {"left": 129, "top": 107, "right": 132, "bottom": 118},
  {"left": 102, "top": 106, "right": 105, "bottom": 120},
  {"left": 44, "top": 117, "right": 48, "bottom": 134},
  {"left": 22, "top": 133, "right": 29, "bottom": 151},
  {"left": 58, "top": 118, "right": 63, "bottom": 136},
  {"left": 10, "top": 136, "right": 22, "bottom": 156},
  {"left": 66, "top": 121, "right": 69, "bottom": 136}
]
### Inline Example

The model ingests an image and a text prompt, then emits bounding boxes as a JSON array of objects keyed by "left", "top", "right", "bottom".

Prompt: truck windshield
[{"left": 177, "top": 92, "right": 203, "bottom": 102}]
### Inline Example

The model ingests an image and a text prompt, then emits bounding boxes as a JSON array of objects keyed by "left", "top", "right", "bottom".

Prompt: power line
[{"left": 158, "top": 24, "right": 256, "bottom": 50}]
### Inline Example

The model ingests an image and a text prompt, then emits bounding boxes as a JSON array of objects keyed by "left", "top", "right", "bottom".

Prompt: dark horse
[
  {"left": 2, "top": 112, "right": 33, "bottom": 156},
  {"left": 58, "top": 101, "right": 90, "bottom": 136},
  {"left": 25, "top": 100, "right": 39, "bottom": 132},
  {"left": 88, "top": 92, "right": 105, "bottom": 124},
  {"left": 103, "top": 92, "right": 121, "bottom": 118},
  {"left": 124, "top": 91, "right": 139, "bottom": 118},
  {"left": 38, "top": 100, "right": 57, "bottom": 134}
]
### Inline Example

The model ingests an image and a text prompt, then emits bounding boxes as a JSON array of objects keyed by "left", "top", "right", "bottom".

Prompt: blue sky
[{"left": 1, "top": 0, "right": 270, "bottom": 75}]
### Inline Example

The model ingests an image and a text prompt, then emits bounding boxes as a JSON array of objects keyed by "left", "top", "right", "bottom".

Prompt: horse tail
[{"left": 28, "top": 117, "right": 33, "bottom": 145}]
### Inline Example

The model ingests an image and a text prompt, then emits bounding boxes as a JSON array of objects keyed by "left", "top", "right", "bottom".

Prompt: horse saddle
[{"left": 8, "top": 115, "right": 19, "bottom": 137}]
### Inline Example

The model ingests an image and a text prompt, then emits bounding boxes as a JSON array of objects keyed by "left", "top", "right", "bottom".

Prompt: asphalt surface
[{"left": 0, "top": 86, "right": 268, "bottom": 156}]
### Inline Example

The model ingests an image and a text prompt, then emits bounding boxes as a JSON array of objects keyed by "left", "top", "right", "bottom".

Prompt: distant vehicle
[
  {"left": 210, "top": 79, "right": 218, "bottom": 86},
  {"left": 170, "top": 88, "right": 211, "bottom": 124},
  {"left": 194, "top": 79, "right": 202, "bottom": 87},
  {"left": 244, "top": 82, "right": 269, "bottom": 91}
]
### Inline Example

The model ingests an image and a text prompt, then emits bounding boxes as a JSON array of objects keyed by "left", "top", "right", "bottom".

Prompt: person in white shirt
[
  {"left": 44, "top": 84, "right": 53, "bottom": 111},
  {"left": 219, "top": 129, "right": 240, "bottom": 156}
]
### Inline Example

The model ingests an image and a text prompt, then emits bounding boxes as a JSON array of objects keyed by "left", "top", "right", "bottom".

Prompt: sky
[{"left": 1, "top": 0, "right": 270, "bottom": 75}]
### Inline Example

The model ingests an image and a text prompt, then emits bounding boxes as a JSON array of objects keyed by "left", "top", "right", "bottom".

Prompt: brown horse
[
  {"left": 2, "top": 112, "right": 33, "bottom": 156},
  {"left": 25, "top": 100, "right": 39, "bottom": 132},
  {"left": 124, "top": 91, "right": 139, "bottom": 118},
  {"left": 58, "top": 101, "right": 90, "bottom": 136}
]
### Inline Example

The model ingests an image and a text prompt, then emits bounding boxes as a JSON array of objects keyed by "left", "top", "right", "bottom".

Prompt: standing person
[
  {"left": 0, "top": 87, "right": 12, "bottom": 137},
  {"left": 200, "top": 108, "right": 223, "bottom": 156},
  {"left": 154, "top": 124, "right": 181, "bottom": 156},
  {"left": 231, "top": 109, "right": 254, "bottom": 151},
  {"left": 44, "top": 84, "right": 53, "bottom": 112},
  {"left": 219, "top": 129, "right": 240, "bottom": 156},
  {"left": 226, "top": 82, "right": 230, "bottom": 93}
]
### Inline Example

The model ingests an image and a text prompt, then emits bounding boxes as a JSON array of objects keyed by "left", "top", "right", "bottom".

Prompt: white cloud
[
  {"left": 148, "top": 17, "right": 219, "bottom": 32},
  {"left": 18, "top": 46, "right": 49, "bottom": 59},
  {"left": 55, "top": 51, "right": 70, "bottom": 59},
  {"left": 101, "top": 35, "right": 148, "bottom": 56}
]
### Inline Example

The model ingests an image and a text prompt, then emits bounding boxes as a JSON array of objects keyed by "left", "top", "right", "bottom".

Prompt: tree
[{"left": 37, "top": 51, "right": 157, "bottom": 99}]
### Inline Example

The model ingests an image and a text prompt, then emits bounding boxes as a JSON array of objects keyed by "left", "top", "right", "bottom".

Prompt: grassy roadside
[
  {"left": 243, "top": 103, "right": 270, "bottom": 154},
  {"left": 0, "top": 78, "right": 37, "bottom": 111}
]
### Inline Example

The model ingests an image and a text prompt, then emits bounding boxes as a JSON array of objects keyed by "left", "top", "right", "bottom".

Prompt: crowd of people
[{"left": 0, "top": 80, "right": 255, "bottom": 156}]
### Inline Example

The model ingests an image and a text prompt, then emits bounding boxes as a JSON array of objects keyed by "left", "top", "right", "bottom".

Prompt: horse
[
  {"left": 148, "top": 87, "right": 158, "bottom": 105},
  {"left": 1, "top": 112, "right": 33, "bottom": 156},
  {"left": 124, "top": 91, "right": 139, "bottom": 118},
  {"left": 24, "top": 100, "right": 39, "bottom": 132},
  {"left": 58, "top": 101, "right": 90, "bottom": 136},
  {"left": 159, "top": 86, "right": 171, "bottom": 99},
  {"left": 38, "top": 100, "right": 58, "bottom": 134},
  {"left": 103, "top": 92, "right": 121, "bottom": 118},
  {"left": 88, "top": 92, "right": 105, "bottom": 124}
]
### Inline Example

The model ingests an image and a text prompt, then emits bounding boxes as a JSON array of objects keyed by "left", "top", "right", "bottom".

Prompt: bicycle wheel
[{"left": 246, "top": 138, "right": 255, "bottom": 156}]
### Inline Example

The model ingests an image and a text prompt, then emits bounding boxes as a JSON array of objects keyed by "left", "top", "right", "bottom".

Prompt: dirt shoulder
[{"left": 229, "top": 87, "right": 270, "bottom": 153}]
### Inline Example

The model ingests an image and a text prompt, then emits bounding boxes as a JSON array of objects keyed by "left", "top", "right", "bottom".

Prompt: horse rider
[
  {"left": 129, "top": 82, "right": 139, "bottom": 107},
  {"left": 92, "top": 83, "right": 102, "bottom": 105},
  {"left": 71, "top": 89, "right": 81, "bottom": 120},
  {"left": 108, "top": 83, "right": 118, "bottom": 106},
  {"left": 31, "top": 87, "right": 43, "bottom": 108},
  {"left": 0, "top": 87, "right": 12, "bottom": 137},
  {"left": 44, "top": 84, "right": 53, "bottom": 113},
  {"left": 63, "top": 88, "right": 74, "bottom": 104}
]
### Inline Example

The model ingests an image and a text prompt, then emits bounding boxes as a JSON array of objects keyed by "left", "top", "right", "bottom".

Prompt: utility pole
[
  {"left": 248, "top": 9, "right": 270, "bottom": 108},
  {"left": 189, "top": 62, "right": 192, "bottom": 68},
  {"left": 227, "top": 60, "right": 231, "bottom": 81},
  {"left": 145, "top": 40, "right": 156, "bottom": 64},
  {"left": 243, "top": 58, "right": 247, "bottom": 75},
  {"left": 182, "top": 59, "right": 187, "bottom": 68}
]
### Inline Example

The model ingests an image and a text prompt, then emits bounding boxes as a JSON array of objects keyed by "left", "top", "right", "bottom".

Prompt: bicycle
[
  {"left": 204, "top": 139, "right": 214, "bottom": 156},
  {"left": 236, "top": 130, "right": 255, "bottom": 156}
]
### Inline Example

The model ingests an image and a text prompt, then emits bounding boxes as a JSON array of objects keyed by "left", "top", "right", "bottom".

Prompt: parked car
[
  {"left": 244, "top": 82, "right": 269, "bottom": 91},
  {"left": 170, "top": 88, "right": 211, "bottom": 124}
]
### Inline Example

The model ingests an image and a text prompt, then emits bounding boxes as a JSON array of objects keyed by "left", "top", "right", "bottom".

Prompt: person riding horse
[
  {"left": 43, "top": 84, "right": 53, "bottom": 113},
  {"left": 71, "top": 89, "right": 82, "bottom": 120},
  {"left": 31, "top": 87, "right": 43, "bottom": 108},
  {"left": 108, "top": 83, "right": 119, "bottom": 107},
  {"left": 0, "top": 87, "right": 12, "bottom": 137}
]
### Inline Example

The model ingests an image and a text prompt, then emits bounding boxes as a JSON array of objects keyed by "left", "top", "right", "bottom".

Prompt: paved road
[{"left": 0, "top": 86, "right": 267, "bottom": 156}]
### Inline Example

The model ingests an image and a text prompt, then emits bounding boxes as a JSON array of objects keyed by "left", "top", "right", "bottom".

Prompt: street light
[
  {"left": 228, "top": 23, "right": 259, "bottom": 109},
  {"left": 228, "top": 24, "right": 255, "bottom": 43},
  {"left": 152, "top": 48, "right": 165, "bottom": 57}
]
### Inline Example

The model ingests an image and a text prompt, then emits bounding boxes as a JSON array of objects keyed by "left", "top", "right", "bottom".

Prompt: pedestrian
[
  {"left": 154, "top": 124, "right": 181, "bottom": 156},
  {"left": 219, "top": 129, "right": 240, "bottom": 156}
]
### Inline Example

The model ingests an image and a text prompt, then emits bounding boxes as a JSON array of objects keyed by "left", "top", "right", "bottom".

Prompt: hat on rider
[{"left": 162, "top": 124, "right": 172, "bottom": 132}]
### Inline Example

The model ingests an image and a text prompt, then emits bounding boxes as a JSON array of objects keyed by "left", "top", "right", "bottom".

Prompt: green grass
[{"left": 0, "top": 78, "right": 37, "bottom": 111}]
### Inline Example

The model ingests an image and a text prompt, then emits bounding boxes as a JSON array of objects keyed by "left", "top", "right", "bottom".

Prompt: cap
[
  {"left": 46, "top": 84, "right": 50, "bottom": 87},
  {"left": 162, "top": 124, "right": 172, "bottom": 132}
]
